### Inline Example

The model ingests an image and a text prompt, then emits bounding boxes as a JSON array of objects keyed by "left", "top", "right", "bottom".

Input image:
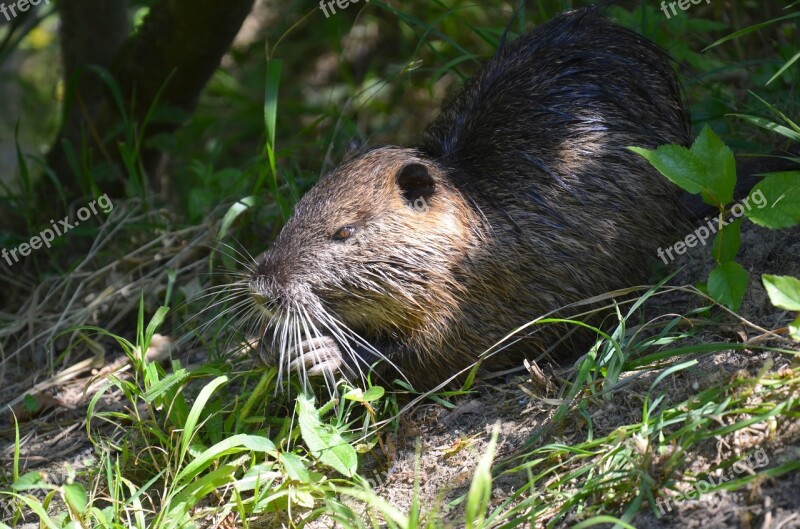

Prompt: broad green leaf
[
  {"left": 279, "top": 453, "right": 312, "bottom": 483},
  {"left": 63, "top": 483, "right": 88, "bottom": 515},
  {"left": 708, "top": 262, "right": 749, "bottom": 311},
  {"left": 362, "top": 386, "right": 385, "bottom": 402},
  {"left": 342, "top": 388, "right": 365, "bottom": 402},
  {"left": 762, "top": 275, "right": 800, "bottom": 311},
  {"left": 12, "top": 471, "right": 51, "bottom": 491},
  {"left": 789, "top": 317, "right": 800, "bottom": 341},
  {"left": 690, "top": 125, "right": 736, "bottom": 206},
  {"left": 296, "top": 394, "right": 357, "bottom": 477},
  {"left": 628, "top": 145, "right": 707, "bottom": 195},
  {"left": 746, "top": 172, "right": 800, "bottom": 229},
  {"left": 236, "top": 463, "right": 278, "bottom": 492},
  {"left": 343, "top": 386, "right": 385, "bottom": 403},
  {"left": 711, "top": 219, "right": 741, "bottom": 263}
]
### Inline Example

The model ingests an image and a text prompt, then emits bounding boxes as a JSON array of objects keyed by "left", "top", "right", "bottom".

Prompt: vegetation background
[{"left": 0, "top": 0, "right": 798, "bottom": 527}]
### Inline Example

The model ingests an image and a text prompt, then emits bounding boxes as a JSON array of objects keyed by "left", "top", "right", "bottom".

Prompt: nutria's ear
[{"left": 396, "top": 163, "right": 435, "bottom": 204}]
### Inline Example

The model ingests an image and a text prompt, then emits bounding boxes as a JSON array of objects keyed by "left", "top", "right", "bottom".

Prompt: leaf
[
  {"left": 745, "top": 172, "right": 800, "bottom": 229},
  {"left": 767, "top": 50, "right": 800, "bottom": 85},
  {"left": 144, "top": 368, "right": 189, "bottom": 404},
  {"left": 465, "top": 423, "right": 500, "bottom": 529},
  {"left": 218, "top": 196, "right": 258, "bottom": 243},
  {"left": 690, "top": 125, "right": 736, "bottom": 206},
  {"left": 143, "top": 306, "right": 169, "bottom": 353},
  {"left": 62, "top": 483, "right": 88, "bottom": 516},
  {"left": 279, "top": 453, "right": 311, "bottom": 483},
  {"left": 708, "top": 262, "right": 749, "bottom": 311},
  {"left": 362, "top": 386, "right": 385, "bottom": 402},
  {"left": 762, "top": 275, "right": 800, "bottom": 311},
  {"left": 730, "top": 115, "right": 800, "bottom": 142},
  {"left": 296, "top": 394, "right": 357, "bottom": 477},
  {"left": 628, "top": 145, "right": 707, "bottom": 195},
  {"left": 12, "top": 471, "right": 51, "bottom": 492},
  {"left": 711, "top": 219, "right": 741, "bottom": 263},
  {"left": 789, "top": 317, "right": 800, "bottom": 341},
  {"left": 342, "top": 386, "right": 385, "bottom": 403},
  {"left": 175, "top": 434, "right": 276, "bottom": 485},
  {"left": 180, "top": 376, "right": 228, "bottom": 460},
  {"left": 703, "top": 12, "right": 800, "bottom": 51}
]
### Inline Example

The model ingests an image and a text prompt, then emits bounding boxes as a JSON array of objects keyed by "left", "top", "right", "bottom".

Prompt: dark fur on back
[{"left": 248, "top": 7, "right": 692, "bottom": 390}]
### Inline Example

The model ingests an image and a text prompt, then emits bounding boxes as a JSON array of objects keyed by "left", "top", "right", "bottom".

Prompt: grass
[
  {"left": 1, "top": 0, "right": 799, "bottom": 527},
  {"left": 3, "top": 280, "right": 798, "bottom": 527}
]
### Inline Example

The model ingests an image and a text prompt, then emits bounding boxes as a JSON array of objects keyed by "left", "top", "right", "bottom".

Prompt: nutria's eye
[{"left": 332, "top": 226, "right": 356, "bottom": 241}]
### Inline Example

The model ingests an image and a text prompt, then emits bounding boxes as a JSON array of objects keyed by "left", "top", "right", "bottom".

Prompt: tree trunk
[{"left": 46, "top": 0, "right": 255, "bottom": 201}]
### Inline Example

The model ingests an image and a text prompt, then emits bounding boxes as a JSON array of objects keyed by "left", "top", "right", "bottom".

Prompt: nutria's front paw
[{"left": 288, "top": 336, "right": 343, "bottom": 376}]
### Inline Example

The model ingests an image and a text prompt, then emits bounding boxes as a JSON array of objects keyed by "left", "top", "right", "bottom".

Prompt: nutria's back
[{"left": 248, "top": 7, "right": 691, "bottom": 390}]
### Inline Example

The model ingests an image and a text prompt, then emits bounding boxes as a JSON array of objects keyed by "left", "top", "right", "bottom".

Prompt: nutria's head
[{"left": 249, "top": 146, "right": 481, "bottom": 385}]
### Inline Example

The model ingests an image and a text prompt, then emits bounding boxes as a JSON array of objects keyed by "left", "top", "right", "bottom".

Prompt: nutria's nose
[{"left": 254, "top": 252, "right": 292, "bottom": 286}]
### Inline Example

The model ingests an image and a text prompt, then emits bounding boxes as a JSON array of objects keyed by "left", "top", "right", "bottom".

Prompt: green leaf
[
  {"left": 342, "top": 386, "right": 385, "bottom": 403},
  {"left": 762, "top": 275, "right": 800, "bottom": 311},
  {"left": 143, "top": 306, "right": 169, "bottom": 352},
  {"left": 180, "top": 376, "right": 228, "bottom": 460},
  {"left": 218, "top": 196, "right": 258, "bottom": 243},
  {"left": 279, "top": 453, "right": 311, "bottom": 483},
  {"left": 789, "top": 317, "right": 800, "bottom": 341},
  {"left": 296, "top": 394, "right": 357, "bottom": 477},
  {"left": 63, "top": 483, "right": 88, "bottom": 515},
  {"left": 708, "top": 262, "right": 749, "bottom": 311},
  {"left": 144, "top": 368, "right": 189, "bottom": 404},
  {"left": 745, "top": 172, "right": 800, "bottom": 229},
  {"left": 731, "top": 115, "right": 800, "bottom": 142},
  {"left": 362, "top": 386, "right": 385, "bottom": 402},
  {"left": 12, "top": 471, "right": 51, "bottom": 492},
  {"left": 22, "top": 394, "right": 39, "bottom": 413},
  {"left": 690, "top": 125, "right": 736, "bottom": 206},
  {"left": 465, "top": 423, "right": 499, "bottom": 528},
  {"left": 711, "top": 219, "right": 741, "bottom": 263},
  {"left": 767, "top": 50, "right": 800, "bottom": 85},
  {"left": 175, "top": 434, "right": 276, "bottom": 485},
  {"left": 703, "top": 12, "right": 800, "bottom": 51},
  {"left": 3, "top": 493, "right": 60, "bottom": 529},
  {"left": 628, "top": 145, "right": 707, "bottom": 195}
]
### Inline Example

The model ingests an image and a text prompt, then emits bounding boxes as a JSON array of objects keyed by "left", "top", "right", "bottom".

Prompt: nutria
[{"left": 247, "top": 6, "right": 691, "bottom": 390}]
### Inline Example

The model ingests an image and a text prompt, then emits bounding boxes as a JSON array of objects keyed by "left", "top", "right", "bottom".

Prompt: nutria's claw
[{"left": 288, "top": 336, "right": 343, "bottom": 376}]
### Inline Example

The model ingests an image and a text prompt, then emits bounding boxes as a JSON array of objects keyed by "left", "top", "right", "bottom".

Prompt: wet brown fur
[{"left": 248, "top": 7, "right": 692, "bottom": 390}]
